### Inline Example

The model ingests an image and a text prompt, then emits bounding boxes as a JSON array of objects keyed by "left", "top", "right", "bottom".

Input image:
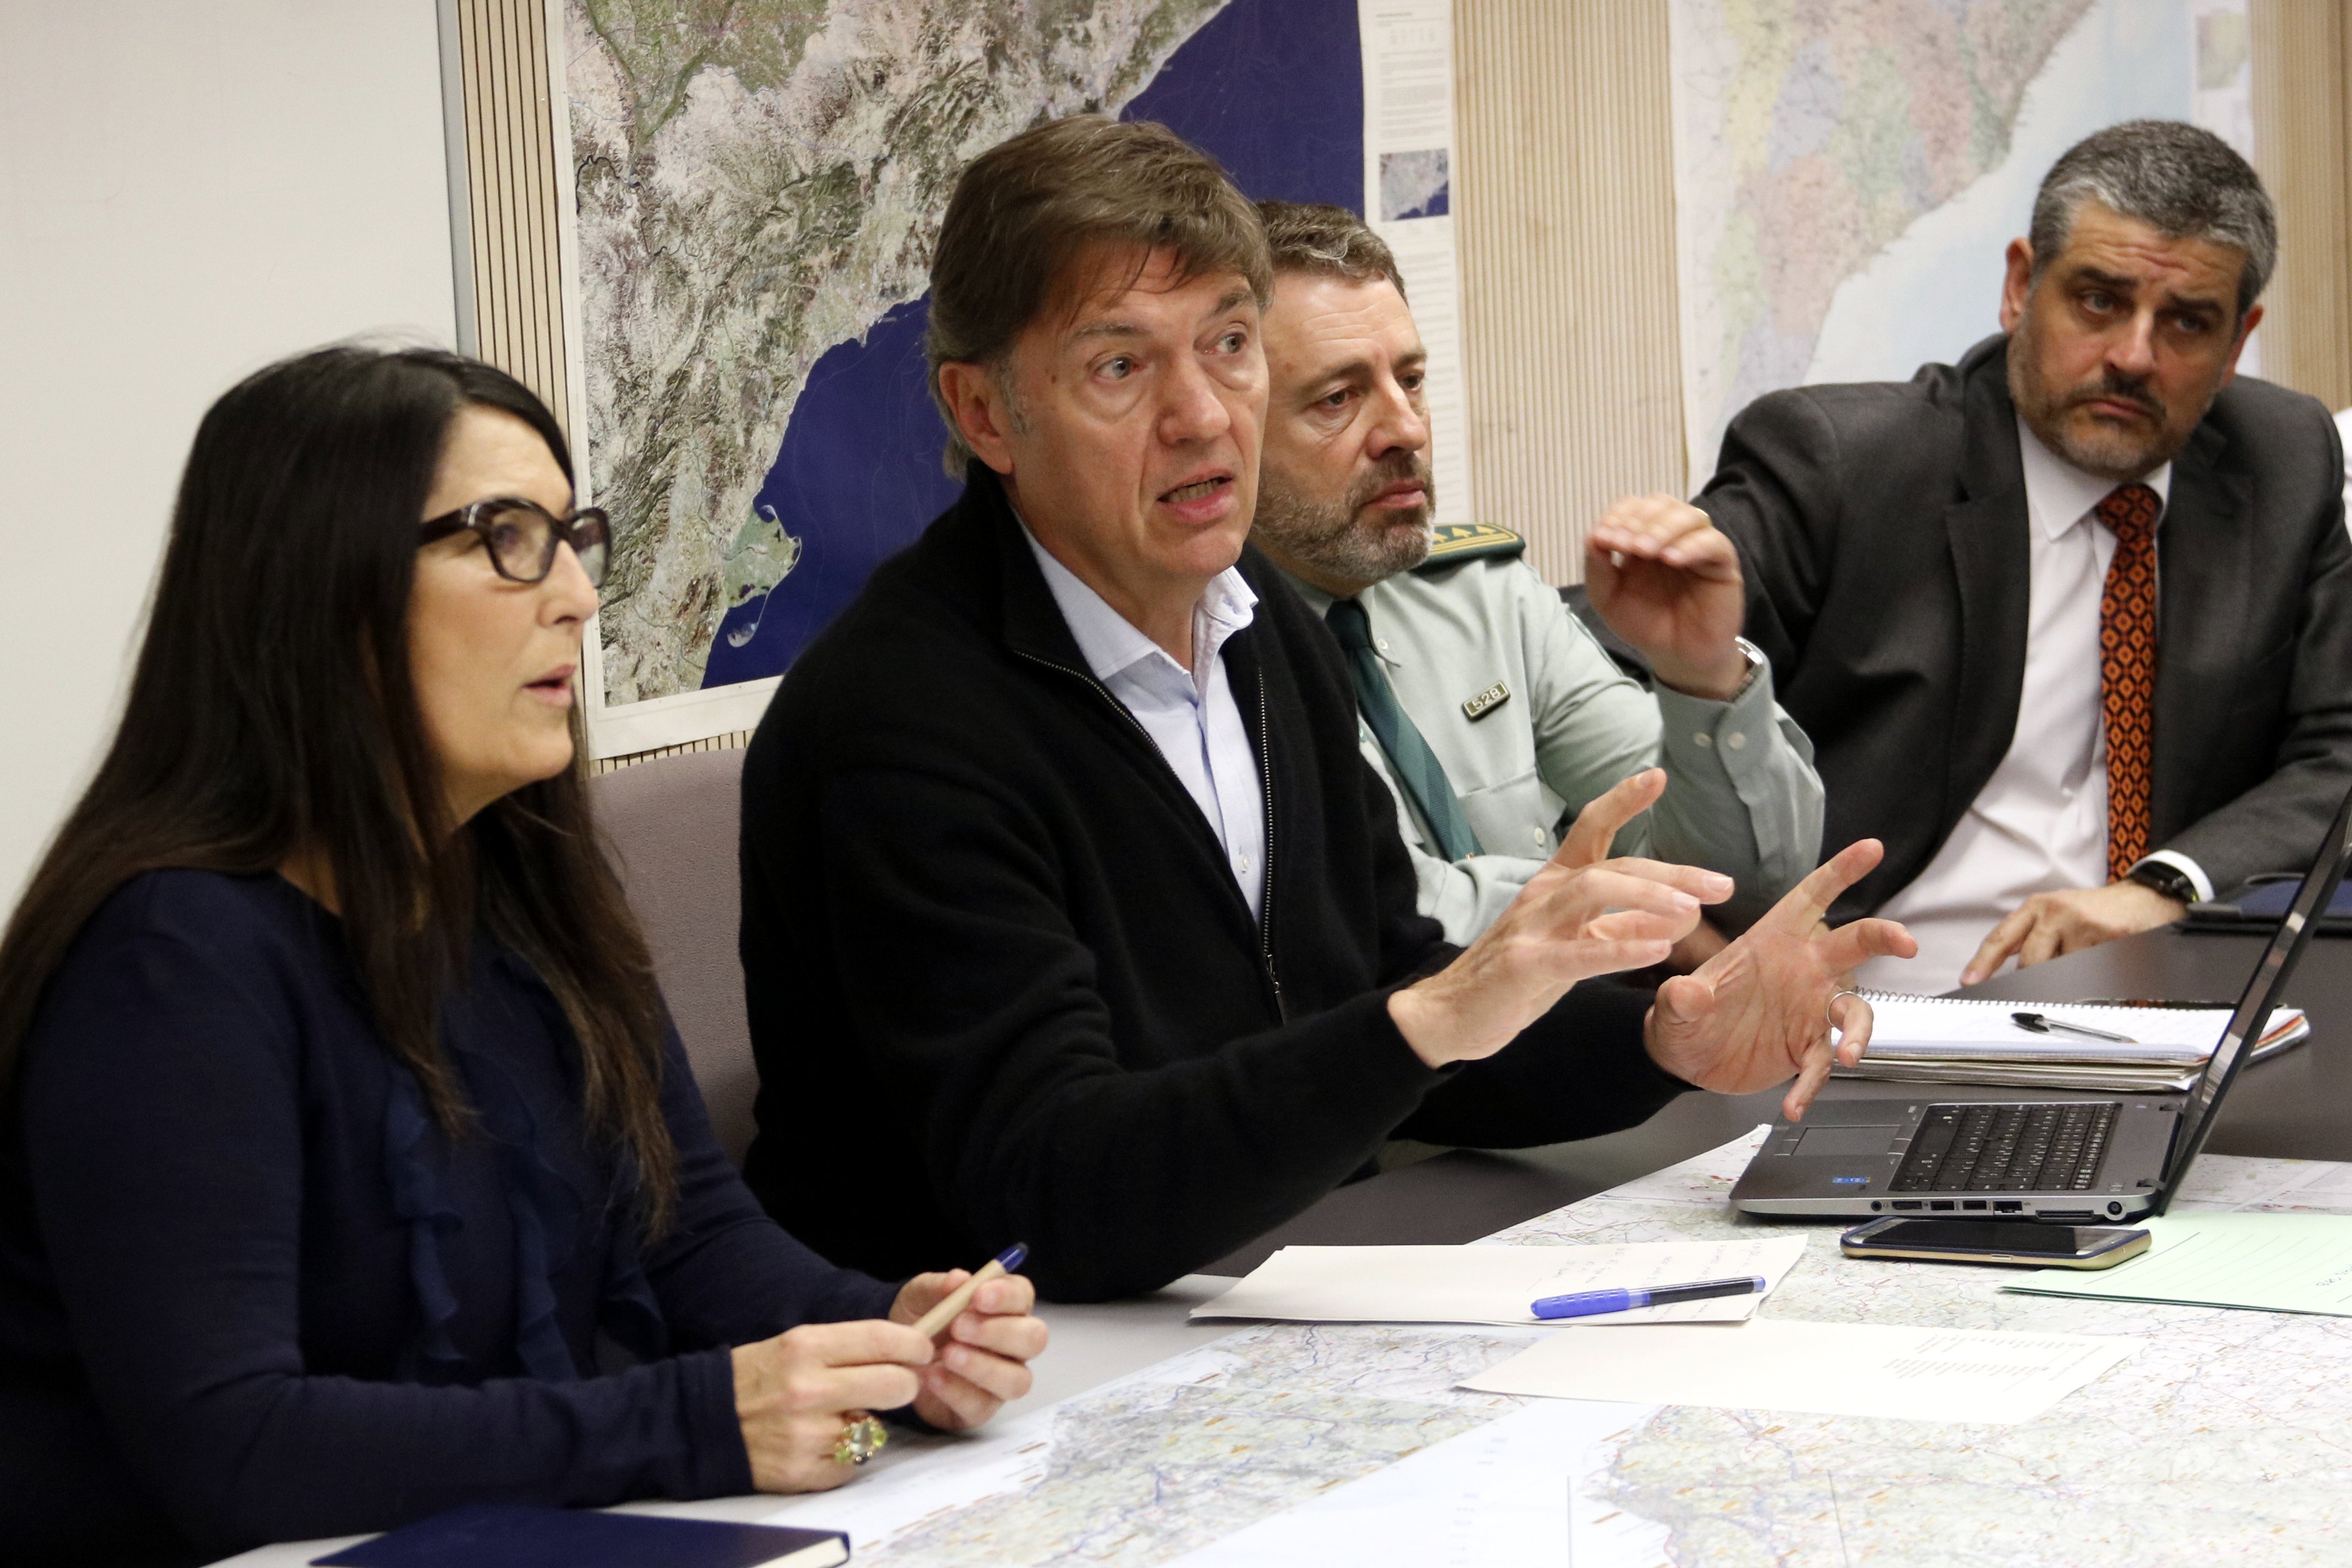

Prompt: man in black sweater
[{"left": 739, "top": 116, "right": 1912, "bottom": 1302}]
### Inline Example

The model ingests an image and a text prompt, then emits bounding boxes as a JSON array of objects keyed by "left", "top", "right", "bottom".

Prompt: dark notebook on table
[
  {"left": 311, "top": 1505, "right": 848, "bottom": 1568},
  {"left": 2182, "top": 874, "right": 2352, "bottom": 934}
]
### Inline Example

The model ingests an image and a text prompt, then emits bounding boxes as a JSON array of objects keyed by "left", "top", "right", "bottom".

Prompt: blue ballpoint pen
[
  {"left": 1530, "top": 1274, "right": 1768, "bottom": 1320},
  {"left": 910, "top": 1242, "right": 1031, "bottom": 1336}
]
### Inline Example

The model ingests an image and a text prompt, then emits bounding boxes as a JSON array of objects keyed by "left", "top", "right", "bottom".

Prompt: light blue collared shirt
[{"left": 1022, "top": 527, "right": 1267, "bottom": 922}]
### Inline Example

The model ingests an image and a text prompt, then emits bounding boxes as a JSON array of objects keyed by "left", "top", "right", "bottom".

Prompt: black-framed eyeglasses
[{"left": 418, "top": 498, "right": 611, "bottom": 589}]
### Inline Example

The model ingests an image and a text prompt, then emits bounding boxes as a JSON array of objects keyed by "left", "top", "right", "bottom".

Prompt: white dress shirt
[
  {"left": 1858, "top": 418, "right": 2197, "bottom": 993},
  {"left": 1023, "top": 528, "right": 1267, "bottom": 921},
  {"left": 2334, "top": 407, "right": 2351, "bottom": 529}
]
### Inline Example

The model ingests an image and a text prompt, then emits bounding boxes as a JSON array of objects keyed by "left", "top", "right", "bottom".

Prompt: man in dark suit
[{"left": 1698, "top": 119, "right": 2352, "bottom": 994}]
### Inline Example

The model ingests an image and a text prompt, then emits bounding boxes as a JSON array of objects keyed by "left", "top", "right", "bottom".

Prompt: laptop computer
[{"left": 1729, "top": 779, "right": 2352, "bottom": 1222}]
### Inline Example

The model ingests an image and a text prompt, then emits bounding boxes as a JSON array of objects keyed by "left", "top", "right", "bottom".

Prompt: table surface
[
  {"left": 214, "top": 1277, "right": 1243, "bottom": 1564},
  {"left": 1208, "top": 923, "right": 2352, "bottom": 1275},
  {"left": 219, "top": 923, "right": 2345, "bottom": 1564}
]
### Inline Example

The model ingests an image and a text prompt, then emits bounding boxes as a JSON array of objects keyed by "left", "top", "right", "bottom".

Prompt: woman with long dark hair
[{"left": 0, "top": 346, "right": 1046, "bottom": 1566}]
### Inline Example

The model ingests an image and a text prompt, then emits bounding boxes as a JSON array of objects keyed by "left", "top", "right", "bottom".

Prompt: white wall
[{"left": 0, "top": 1, "right": 458, "bottom": 909}]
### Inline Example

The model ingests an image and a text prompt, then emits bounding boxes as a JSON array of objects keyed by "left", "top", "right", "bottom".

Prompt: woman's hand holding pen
[
  {"left": 890, "top": 1267, "right": 1048, "bottom": 1430},
  {"left": 731, "top": 1262, "right": 1045, "bottom": 1492},
  {"left": 731, "top": 1319, "right": 934, "bottom": 1492}
]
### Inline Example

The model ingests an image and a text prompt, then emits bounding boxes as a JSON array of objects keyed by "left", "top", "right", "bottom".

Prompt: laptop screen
[{"left": 2160, "top": 780, "right": 2352, "bottom": 1202}]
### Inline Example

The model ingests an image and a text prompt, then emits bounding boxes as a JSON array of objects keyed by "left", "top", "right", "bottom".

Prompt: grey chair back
[{"left": 589, "top": 748, "right": 758, "bottom": 1164}]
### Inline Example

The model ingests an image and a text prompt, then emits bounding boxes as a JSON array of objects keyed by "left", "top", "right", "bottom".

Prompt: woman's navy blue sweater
[{"left": 0, "top": 870, "right": 896, "bottom": 1565}]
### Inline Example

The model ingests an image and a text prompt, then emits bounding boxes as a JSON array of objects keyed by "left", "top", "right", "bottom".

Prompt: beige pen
[{"left": 910, "top": 1242, "right": 1030, "bottom": 1337}]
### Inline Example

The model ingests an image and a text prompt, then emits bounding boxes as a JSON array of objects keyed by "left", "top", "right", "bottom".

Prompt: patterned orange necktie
[{"left": 2096, "top": 483, "right": 2162, "bottom": 881}]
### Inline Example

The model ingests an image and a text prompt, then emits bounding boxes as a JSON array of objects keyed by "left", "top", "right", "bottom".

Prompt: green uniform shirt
[{"left": 1284, "top": 524, "right": 1824, "bottom": 941}]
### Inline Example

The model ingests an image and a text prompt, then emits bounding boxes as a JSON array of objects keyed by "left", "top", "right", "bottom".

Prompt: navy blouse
[{"left": 0, "top": 870, "right": 899, "bottom": 1566}]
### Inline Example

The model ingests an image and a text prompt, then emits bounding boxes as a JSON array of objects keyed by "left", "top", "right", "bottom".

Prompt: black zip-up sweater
[{"left": 738, "top": 469, "right": 1687, "bottom": 1300}]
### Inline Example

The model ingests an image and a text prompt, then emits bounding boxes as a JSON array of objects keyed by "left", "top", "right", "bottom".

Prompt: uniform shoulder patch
[{"left": 1415, "top": 521, "right": 1527, "bottom": 571}]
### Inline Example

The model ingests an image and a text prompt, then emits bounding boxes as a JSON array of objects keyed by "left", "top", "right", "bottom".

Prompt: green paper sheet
[{"left": 2003, "top": 1212, "right": 2352, "bottom": 1316}]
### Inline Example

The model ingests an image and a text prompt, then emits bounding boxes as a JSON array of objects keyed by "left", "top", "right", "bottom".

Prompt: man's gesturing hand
[
  {"left": 1959, "top": 880, "right": 2184, "bottom": 986},
  {"left": 1643, "top": 839, "right": 1918, "bottom": 1120},
  {"left": 1389, "top": 769, "right": 1732, "bottom": 1069},
  {"left": 1585, "top": 494, "right": 1749, "bottom": 701}
]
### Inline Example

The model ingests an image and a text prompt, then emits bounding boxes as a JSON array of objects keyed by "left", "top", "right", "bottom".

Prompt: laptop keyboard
[{"left": 1888, "top": 1102, "right": 2120, "bottom": 1194}]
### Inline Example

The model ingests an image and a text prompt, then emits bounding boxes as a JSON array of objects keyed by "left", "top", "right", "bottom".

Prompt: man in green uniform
[{"left": 1250, "top": 200, "right": 1823, "bottom": 944}]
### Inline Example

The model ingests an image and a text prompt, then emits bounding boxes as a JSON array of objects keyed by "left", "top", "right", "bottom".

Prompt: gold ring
[
  {"left": 1825, "top": 987, "right": 1861, "bottom": 1028},
  {"left": 832, "top": 1414, "right": 888, "bottom": 1467}
]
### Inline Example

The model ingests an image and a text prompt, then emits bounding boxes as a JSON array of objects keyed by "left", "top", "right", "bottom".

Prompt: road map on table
[
  {"left": 756, "top": 1319, "right": 1544, "bottom": 1564},
  {"left": 762, "top": 1130, "right": 2352, "bottom": 1566}
]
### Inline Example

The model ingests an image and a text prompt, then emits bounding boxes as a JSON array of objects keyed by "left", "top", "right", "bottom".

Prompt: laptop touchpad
[{"left": 1796, "top": 1125, "right": 1904, "bottom": 1158}]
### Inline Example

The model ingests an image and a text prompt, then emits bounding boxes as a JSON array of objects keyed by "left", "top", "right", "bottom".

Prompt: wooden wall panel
[
  {"left": 591, "top": 730, "right": 756, "bottom": 774},
  {"left": 2252, "top": 0, "right": 2352, "bottom": 411},
  {"left": 1453, "top": 1, "right": 1684, "bottom": 586},
  {"left": 450, "top": 0, "right": 571, "bottom": 434}
]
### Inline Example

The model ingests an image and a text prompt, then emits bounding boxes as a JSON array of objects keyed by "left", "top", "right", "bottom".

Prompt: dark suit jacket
[{"left": 1700, "top": 333, "right": 2352, "bottom": 923}]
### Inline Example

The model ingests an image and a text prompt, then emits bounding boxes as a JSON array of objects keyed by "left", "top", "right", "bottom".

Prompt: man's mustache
[
  {"left": 2063, "top": 371, "right": 2164, "bottom": 422},
  {"left": 1348, "top": 453, "right": 1434, "bottom": 514}
]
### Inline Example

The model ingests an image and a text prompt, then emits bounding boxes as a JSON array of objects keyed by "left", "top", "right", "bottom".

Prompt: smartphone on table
[{"left": 1840, "top": 1217, "right": 2150, "bottom": 1268}]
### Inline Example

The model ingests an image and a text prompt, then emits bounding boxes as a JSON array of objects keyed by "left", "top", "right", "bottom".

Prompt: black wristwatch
[{"left": 2127, "top": 859, "right": 2199, "bottom": 906}]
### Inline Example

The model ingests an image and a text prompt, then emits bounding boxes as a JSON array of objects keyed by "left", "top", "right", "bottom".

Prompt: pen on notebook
[
  {"left": 2011, "top": 1011, "right": 2138, "bottom": 1044},
  {"left": 910, "top": 1242, "right": 1030, "bottom": 1337},
  {"left": 1530, "top": 1275, "right": 1766, "bottom": 1321}
]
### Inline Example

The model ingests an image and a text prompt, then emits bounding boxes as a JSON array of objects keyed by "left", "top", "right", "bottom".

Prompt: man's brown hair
[
  {"left": 926, "top": 115, "right": 1272, "bottom": 473},
  {"left": 1255, "top": 200, "right": 1406, "bottom": 301}
]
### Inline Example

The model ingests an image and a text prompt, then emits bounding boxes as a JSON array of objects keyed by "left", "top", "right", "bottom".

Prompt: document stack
[{"left": 1832, "top": 993, "right": 2310, "bottom": 1093}]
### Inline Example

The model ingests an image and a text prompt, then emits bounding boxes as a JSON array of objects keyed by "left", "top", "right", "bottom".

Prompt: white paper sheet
[
  {"left": 1460, "top": 1317, "right": 2141, "bottom": 1424},
  {"left": 2172, "top": 1151, "right": 2352, "bottom": 1214},
  {"left": 1842, "top": 995, "right": 2302, "bottom": 1064},
  {"left": 1191, "top": 1237, "right": 1806, "bottom": 1326},
  {"left": 1167, "top": 1397, "right": 1661, "bottom": 1567},
  {"left": 1359, "top": 0, "right": 1471, "bottom": 527}
]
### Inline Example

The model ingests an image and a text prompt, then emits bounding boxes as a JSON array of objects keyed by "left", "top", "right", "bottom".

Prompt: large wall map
[
  {"left": 565, "top": 0, "right": 1369, "bottom": 753},
  {"left": 1669, "top": 0, "right": 2253, "bottom": 489}
]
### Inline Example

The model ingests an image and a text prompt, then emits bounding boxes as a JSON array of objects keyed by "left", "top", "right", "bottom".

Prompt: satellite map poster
[
  {"left": 1668, "top": 0, "right": 2255, "bottom": 492},
  {"left": 562, "top": 0, "right": 1466, "bottom": 758}
]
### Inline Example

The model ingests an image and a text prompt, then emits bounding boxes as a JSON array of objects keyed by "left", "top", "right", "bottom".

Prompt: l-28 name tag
[{"left": 1461, "top": 680, "right": 1511, "bottom": 721}]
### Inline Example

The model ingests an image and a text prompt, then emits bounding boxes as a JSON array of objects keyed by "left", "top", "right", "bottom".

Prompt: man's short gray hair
[{"left": 2029, "top": 119, "right": 2275, "bottom": 319}]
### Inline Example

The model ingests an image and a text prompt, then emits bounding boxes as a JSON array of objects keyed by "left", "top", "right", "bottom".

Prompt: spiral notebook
[{"left": 1833, "top": 992, "right": 2309, "bottom": 1093}]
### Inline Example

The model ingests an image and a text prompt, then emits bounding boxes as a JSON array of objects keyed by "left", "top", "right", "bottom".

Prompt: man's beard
[
  {"left": 2009, "top": 317, "right": 2194, "bottom": 481},
  {"left": 1253, "top": 451, "right": 1438, "bottom": 590}
]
